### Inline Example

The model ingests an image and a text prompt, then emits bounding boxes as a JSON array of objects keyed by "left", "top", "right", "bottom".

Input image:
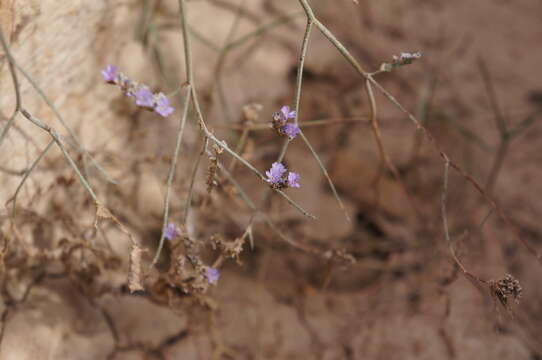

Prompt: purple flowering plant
[
  {"left": 265, "top": 162, "right": 301, "bottom": 189},
  {"left": 272, "top": 105, "right": 300, "bottom": 140},
  {"left": 101, "top": 64, "right": 174, "bottom": 118}
]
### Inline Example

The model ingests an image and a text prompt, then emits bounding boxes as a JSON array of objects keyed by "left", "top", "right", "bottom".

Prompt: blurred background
[{"left": 1, "top": 0, "right": 541, "bottom": 359}]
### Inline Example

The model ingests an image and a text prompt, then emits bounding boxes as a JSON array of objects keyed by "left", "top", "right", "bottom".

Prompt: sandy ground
[{"left": 1, "top": 0, "right": 542, "bottom": 359}]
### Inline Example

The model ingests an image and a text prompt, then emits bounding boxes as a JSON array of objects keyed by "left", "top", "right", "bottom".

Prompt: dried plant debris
[
  {"left": 380, "top": 51, "right": 422, "bottom": 72},
  {"left": 128, "top": 242, "right": 145, "bottom": 293},
  {"left": 169, "top": 250, "right": 220, "bottom": 294},
  {"left": 489, "top": 273, "right": 522, "bottom": 310},
  {"left": 211, "top": 233, "right": 245, "bottom": 264},
  {"left": 207, "top": 144, "right": 223, "bottom": 194}
]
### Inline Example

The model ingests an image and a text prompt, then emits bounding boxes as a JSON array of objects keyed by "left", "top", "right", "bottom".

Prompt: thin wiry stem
[
  {"left": 184, "top": 137, "right": 208, "bottom": 229},
  {"left": 218, "top": 116, "right": 370, "bottom": 131},
  {"left": 7, "top": 139, "right": 55, "bottom": 217},
  {"left": 485, "top": 138, "right": 509, "bottom": 196},
  {"left": 369, "top": 75, "right": 542, "bottom": 264},
  {"left": 0, "top": 26, "right": 113, "bottom": 183},
  {"left": 216, "top": 158, "right": 326, "bottom": 257},
  {"left": 201, "top": 117, "right": 315, "bottom": 218},
  {"left": 228, "top": 126, "right": 250, "bottom": 173},
  {"left": 298, "top": 0, "right": 542, "bottom": 264},
  {"left": 0, "top": 166, "right": 26, "bottom": 176},
  {"left": 14, "top": 62, "right": 117, "bottom": 185},
  {"left": 477, "top": 59, "right": 510, "bottom": 195},
  {"left": 365, "top": 79, "right": 420, "bottom": 217},
  {"left": 289, "top": 9, "right": 350, "bottom": 222},
  {"left": 298, "top": 0, "right": 368, "bottom": 76},
  {"left": 208, "top": 0, "right": 246, "bottom": 123},
  {"left": 151, "top": 86, "right": 192, "bottom": 266},
  {"left": 178, "top": 0, "right": 315, "bottom": 219},
  {"left": 441, "top": 158, "right": 486, "bottom": 284},
  {"left": 20, "top": 109, "right": 99, "bottom": 203},
  {"left": 293, "top": 19, "right": 313, "bottom": 127},
  {"left": 478, "top": 58, "right": 507, "bottom": 135},
  {"left": 0, "top": 28, "right": 21, "bottom": 148},
  {"left": 299, "top": 131, "right": 351, "bottom": 221},
  {"left": 256, "top": 15, "right": 351, "bottom": 225},
  {"left": 224, "top": 11, "right": 304, "bottom": 52}
]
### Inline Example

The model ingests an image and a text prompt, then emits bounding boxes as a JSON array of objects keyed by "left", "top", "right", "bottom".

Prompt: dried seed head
[
  {"left": 242, "top": 103, "right": 263, "bottom": 124},
  {"left": 490, "top": 273, "right": 522, "bottom": 308},
  {"left": 380, "top": 51, "right": 422, "bottom": 72},
  {"left": 206, "top": 144, "right": 223, "bottom": 193}
]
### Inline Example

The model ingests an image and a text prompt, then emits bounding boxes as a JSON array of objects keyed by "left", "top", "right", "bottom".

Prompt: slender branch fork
[
  {"left": 297, "top": 0, "right": 541, "bottom": 265},
  {"left": 151, "top": 0, "right": 321, "bottom": 267}
]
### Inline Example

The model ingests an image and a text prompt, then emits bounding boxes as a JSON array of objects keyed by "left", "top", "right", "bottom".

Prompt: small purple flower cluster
[
  {"left": 205, "top": 267, "right": 220, "bottom": 285},
  {"left": 272, "top": 105, "right": 300, "bottom": 140},
  {"left": 265, "top": 162, "right": 300, "bottom": 189},
  {"left": 164, "top": 222, "right": 181, "bottom": 241},
  {"left": 101, "top": 65, "right": 174, "bottom": 118}
]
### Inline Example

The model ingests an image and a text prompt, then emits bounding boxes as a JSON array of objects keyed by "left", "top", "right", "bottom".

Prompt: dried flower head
[
  {"left": 206, "top": 144, "right": 223, "bottom": 193},
  {"left": 211, "top": 233, "right": 245, "bottom": 264},
  {"left": 490, "top": 273, "right": 522, "bottom": 308},
  {"left": 380, "top": 51, "right": 422, "bottom": 72},
  {"left": 393, "top": 51, "right": 422, "bottom": 65}
]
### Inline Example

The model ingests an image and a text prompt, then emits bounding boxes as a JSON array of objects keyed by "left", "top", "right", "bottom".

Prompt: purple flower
[
  {"left": 205, "top": 267, "right": 220, "bottom": 285},
  {"left": 117, "top": 73, "right": 134, "bottom": 95},
  {"left": 272, "top": 106, "right": 300, "bottom": 140},
  {"left": 102, "top": 65, "right": 118, "bottom": 83},
  {"left": 287, "top": 172, "right": 301, "bottom": 188},
  {"left": 134, "top": 86, "right": 155, "bottom": 108},
  {"left": 101, "top": 66, "right": 175, "bottom": 118},
  {"left": 154, "top": 93, "right": 174, "bottom": 117},
  {"left": 164, "top": 222, "right": 180, "bottom": 240},
  {"left": 280, "top": 105, "right": 296, "bottom": 122},
  {"left": 265, "top": 162, "right": 287, "bottom": 185},
  {"left": 282, "top": 123, "right": 300, "bottom": 140}
]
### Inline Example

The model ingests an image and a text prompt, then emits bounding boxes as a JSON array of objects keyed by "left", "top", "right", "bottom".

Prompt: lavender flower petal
[
  {"left": 164, "top": 222, "right": 180, "bottom": 240},
  {"left": 287, "top": 172, "right": 301, "bottom": 188},
  {"left": 265, "top": 162, "right": 287, "bottom": 184},
  {"left": 283, "top": 123, "right": 300, "bottom": 140},
  {"left": 134, "top": 86, "right": 155, "bottom": 108},
  {"left": 101, "top": 65, "right": 118, "bottom": 83},
  {"left": 154, "top": 93, "right": 175, "bottom": 117},
  {"left": 205, "top": 267, "right": 220, "bottom": 285},
  {"left": 280, "top": 105, "right": 296, "bottom": 121}
]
